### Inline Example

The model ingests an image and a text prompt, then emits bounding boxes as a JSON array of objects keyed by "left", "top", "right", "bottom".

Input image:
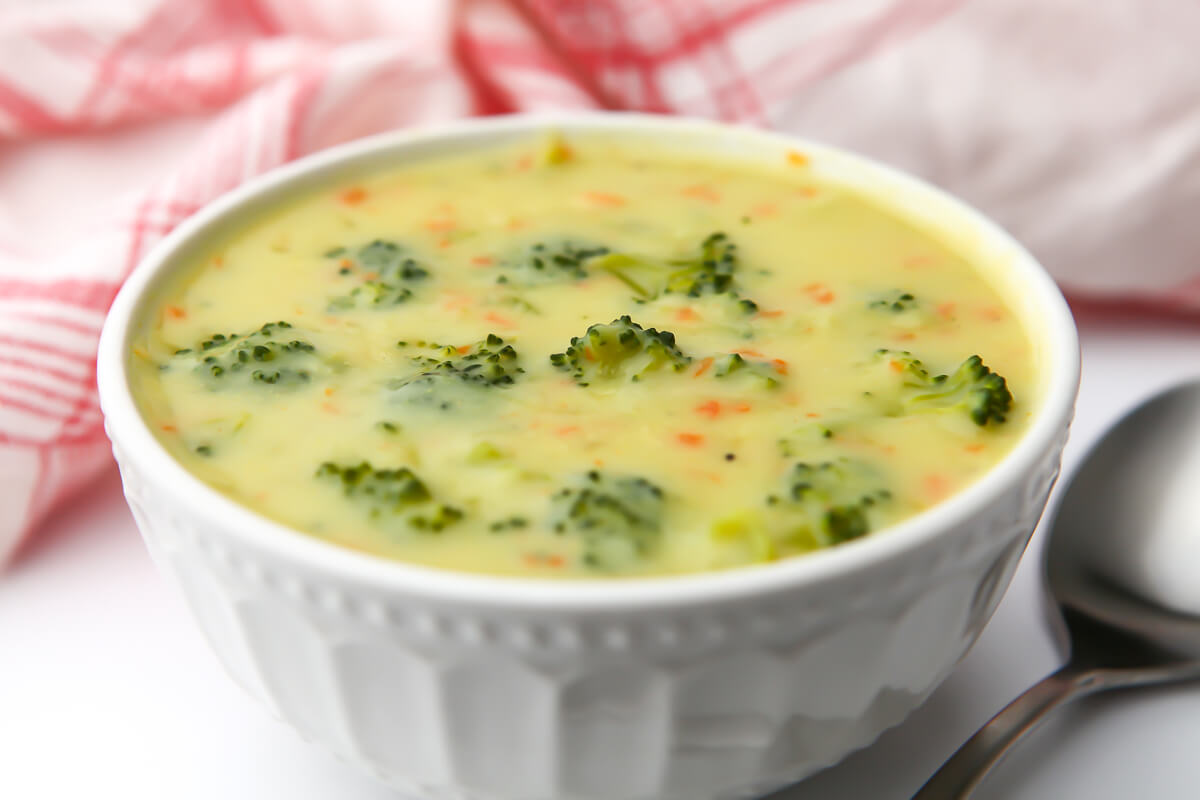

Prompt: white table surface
[{"left": 2, "top": 308, "right": 1198, "bottom": 800}]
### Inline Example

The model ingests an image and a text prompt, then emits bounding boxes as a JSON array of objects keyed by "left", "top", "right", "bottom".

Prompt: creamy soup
[{"left": 130, "top": 132, "right": 1035, "bottom": 578}]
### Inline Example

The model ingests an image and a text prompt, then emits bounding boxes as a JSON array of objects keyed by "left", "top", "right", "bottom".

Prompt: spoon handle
[{"left": 910, "top": 665, "right": 1092, "bottom": 799}]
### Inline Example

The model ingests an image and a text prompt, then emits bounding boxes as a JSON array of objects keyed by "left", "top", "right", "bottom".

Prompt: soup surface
[{"left": 131, "top": 132, "right": 1035, "bottom": 578}]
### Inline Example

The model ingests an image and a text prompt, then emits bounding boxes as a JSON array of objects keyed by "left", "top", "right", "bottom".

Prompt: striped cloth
[{"left": 2, "top": 0, "right": 1198, "bottom": 564}]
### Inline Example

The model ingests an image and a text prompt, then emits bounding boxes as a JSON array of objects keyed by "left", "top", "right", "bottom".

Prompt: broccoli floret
[
  {"left": 387, "top": 334, "right": 523, "bottom": 410},
  {"left": 326, "top": 239, "right": 429, "bottom": 310},
  {"left": 867, "top": 290, "right": 918, "bottom": 313},
  {"left": 592, "top": 232, "right": 759, "bottom": 314},
  {"left": 549, "top": 315, "right": 690, "bottom": 385},
  {"left": 315, "top": 460, "right": 464, "bottom": 532},
  {"left": 549, "top": 471, "right": 666, "bottom": 570},
  {"left": 664, "top": 231, "right": 738, "bottom": 296},
  {"left": 874, "top": 349, "right": 1013, "bottom": 426},
  {"left": 496, "top": 239, "right": 610, "bottom": 285},
  {"left": 768, "top": 459, "right": 893, "bottom": 547},
  {"left": 713, "top": 352, "right": 783, "bottom": 389},
  {"left": 169, "top": 321, "right": 322, "bottom": 389}
]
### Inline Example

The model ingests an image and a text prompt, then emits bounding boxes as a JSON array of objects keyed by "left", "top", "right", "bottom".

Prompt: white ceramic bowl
[{"left": 97, "top": 113, "right": 1078, "bottom": 800}]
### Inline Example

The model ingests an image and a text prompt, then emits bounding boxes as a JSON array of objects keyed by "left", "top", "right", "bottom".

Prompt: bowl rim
[{"left": 97, "top": 111, "right": 1080, "bottom": 612}]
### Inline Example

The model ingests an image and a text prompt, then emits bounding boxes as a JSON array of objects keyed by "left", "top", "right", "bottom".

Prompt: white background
[{"left": 2, "top": 308, "right": 1198, "bottom": 800}]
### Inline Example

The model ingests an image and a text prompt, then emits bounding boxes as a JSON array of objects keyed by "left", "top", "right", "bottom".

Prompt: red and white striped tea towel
[{"left": 2, "top": 0, "right": 1198, "bottom": 565}]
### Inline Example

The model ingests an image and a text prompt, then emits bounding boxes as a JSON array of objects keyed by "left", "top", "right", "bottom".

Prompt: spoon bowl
[{"left": 914, "top": 378, "right": 1200, "bottom": 798}]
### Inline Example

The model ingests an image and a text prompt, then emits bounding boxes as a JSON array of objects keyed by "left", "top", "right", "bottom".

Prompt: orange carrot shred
[
  {"left": 734, "top": 403, "right": 752, "bottom": 413},
  {"left": 965, "top": 442, "right": 986, "bottom": 453},
  {"left": 923, "top": 473, "right": 951, "bottom": 500},
  {"left": 338, "top": 258, "right": 354, "bottom": 269},
  {"left": 321, "top": 402, "right": 339, "bottom": 414},
  {"left": 470, "top": 255, "right": 494, "bottom": 266},
  {"left": 456, "top": 345, "right": 472, "bottom": 354},
  {"left": 757, "top": 309, "right": 784, "bottom": 318},
  {"left": 772, "top": 359, "right": 789, "bottom": 375},
  {"left": 165, "top": 305, "right": 186, "bottom": 320},
  {"left": 555, "top": 425, "right": 581, "bottom": 437},
  {"left": 160, "top": 423, "right": 177, "bottom": 433},
  {"left": 323, "top": 387, "right": 335, "bottom": 397},
  {"left": 936, "top": 302, "right": 957, "bottom": 320},
  {"left": 675, "top": 307, "right": 700, "bottom": 322},
  {"left": 695, "top": 400, "right": 722, "bottom": 418},
  {"left": 693, "top": 356, "right": 714, "bottom": 377},
  {"left": 582, "top": 191, "right": 627, "bottom": 208},
  {"left": 483, "top": 311, "right": 516, "bottom": 328},
  {"left": 681, "top": 184, "right": 721, "bottom": 202},
  {"left": 677, "top": 432, "right": 705, "bottom": 447},
  {"left": 734, "top": 348, "right": 764, "bottom": 357},
  {"left": 339, "top": 186, "right": 367, "bottom": 205},
  {"left": 787, "top": 150, "right": 810, "bottom": 166}
]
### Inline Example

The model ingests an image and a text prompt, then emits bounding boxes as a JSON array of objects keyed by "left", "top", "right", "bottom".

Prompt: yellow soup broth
[{"left": 130, "top": 134, "right": 1035, "bottom": 578}]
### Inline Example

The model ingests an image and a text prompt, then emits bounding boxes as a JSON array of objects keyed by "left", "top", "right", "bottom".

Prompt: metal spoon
[{"left": 913, "top": 379, "right": 1200, "bottom": 798}]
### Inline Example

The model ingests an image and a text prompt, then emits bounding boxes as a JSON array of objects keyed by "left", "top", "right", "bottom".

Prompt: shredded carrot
[
  {"left": 787, "top": 150, "right": 810, "bottom": 167},
  {"left": 681, "top": 184, "right": 721, "bottom": 203},
  {"left": 695, "top": 400, "right": 722, "bottom": 419},
  {"left": 796, "top": 185, "right": 819, "bottom": 198},
  {"left": 323, "top": 387, "right": 335, "bottom": 397},
  {"left": 733, "top": 348, "right": 764, "bottom": 357},
  {"left": 894, "top": 332, "right": 916, "bottom": 341},
  {"left": 160, "top": 423, "right": 177, "bottom": 433},
  {"left": 582, "top": 191, "right": 627, "bottom": 208},
  {"left": 165, "top": 305, "right": 187, "bottom": 320},
  {"left": 757, "top": 309, "right": 785, "bottom": 319},
  {"left": 805, "top": 412, "right": 820, "bottom": 418},
  {"left": 320, "top": 402, "right": 340, "bottom": 414},
  {"left": 516, "top": 154, "right": 533, "bottom": 171},
  {"left": 593, "top": 458, "right": 605, "bottom": 467},
  {"left": 675, "top": 307, "right": 700, "bottom": 322},
  {"left": 505, "top": 217, "right": 527, "bottom": 230},
  {"left": 363, "top": 271, "right": 380, "bottom": 281},
  {"left": 555, "top": 425, "right": 580, "bottom": 437},
  {"left": 979, "top": 306, "right": 1006, "bottom": 321},
  {"left": 523, "top": 552, "right": 566, "bottom": 568},
  {"left": 676, "top": 432, "right": 705, "bottom": 447},
  {"left": 470, "top": 255, "right": 494, "bottom": 266},
  {"left": 339, "top": 258, "right": 354, "bottom": 269},
  {"left": 923, "top": 473, "right": 951, "bottom": 500},
  {"left": 437, "top": 237, "right": 453, "bottom": 249},
  {"left": 936, "top": 302, "right": 957, "bottom": 320},
  {"left": 965, "top": 442, "right": 987, "bottom": 454},
  {"left": 803, "top": 283, "right": 836, "bottom": 304},
  {"left": 771, "top": 359, "right": 789, "bottom": 375},
  {"left": 733, "top": 403, "right": 752, "bottom": 414},
  {"left": 483, "top": 311, "right": 516, "bottom": 328},
  {"left": 888, "top": 359, "right": 905, "bottom": 373},
  {"left": 424, "top": 217, "right": 456, "bottom": 232},
  {"left": 582, "top": 347, "right": 595, "bottom": 362},
  {"left": 211, "top": 255, "right": 224, "bottom": 268},
  {"left": 693, "top": 356, "right": 715, "bottom": 377},
  {"left": 339, "top": 186, "right": 367, "bottom": 205},
  {"left": 442, "top": 293, "right": 473, "bottom": 311},
  {"left": 749, "top": 202, "right": 778, "bottom": 218}
]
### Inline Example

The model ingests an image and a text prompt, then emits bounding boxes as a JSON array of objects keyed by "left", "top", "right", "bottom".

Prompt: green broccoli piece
[
  {"left": 388, "top": 334, "right": 523, "bottom": 410},
  {"left": 549, "top": 315, "right": 690, "bottom": 385},
  {"left": 315, "top": 460, "right": 464, "bottom": 533},
  {"left": 592, "top": 232, "right": 759, "bottom": 314},
  {"left": 496, "top": 238, "right": 610, "bottom": 285},
  {"left": 326, "top": 239, "right": 429, "bottom": 310},
  {"left": 169, "top": 321, "right": 322, "bottom": 389},
  {"left": 549, "top": 471, "right": 666, "bottom": 570},
  {"left": 768, "top": 459, "right": 893, "bottom": 547},
  {"left": 874, "top": 349, "right": 1013, "bottom": 426},
  {"left": 867, "top": 290, "right": 918, "bottom": 313},
  {"left": 713, "top": 352, "right": 782, "bottom": 389}
]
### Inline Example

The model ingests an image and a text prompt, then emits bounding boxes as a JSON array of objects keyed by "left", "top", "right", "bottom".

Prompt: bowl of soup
[{"left": 97, "top": 113, "right": 1078, "bottom": 800}]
